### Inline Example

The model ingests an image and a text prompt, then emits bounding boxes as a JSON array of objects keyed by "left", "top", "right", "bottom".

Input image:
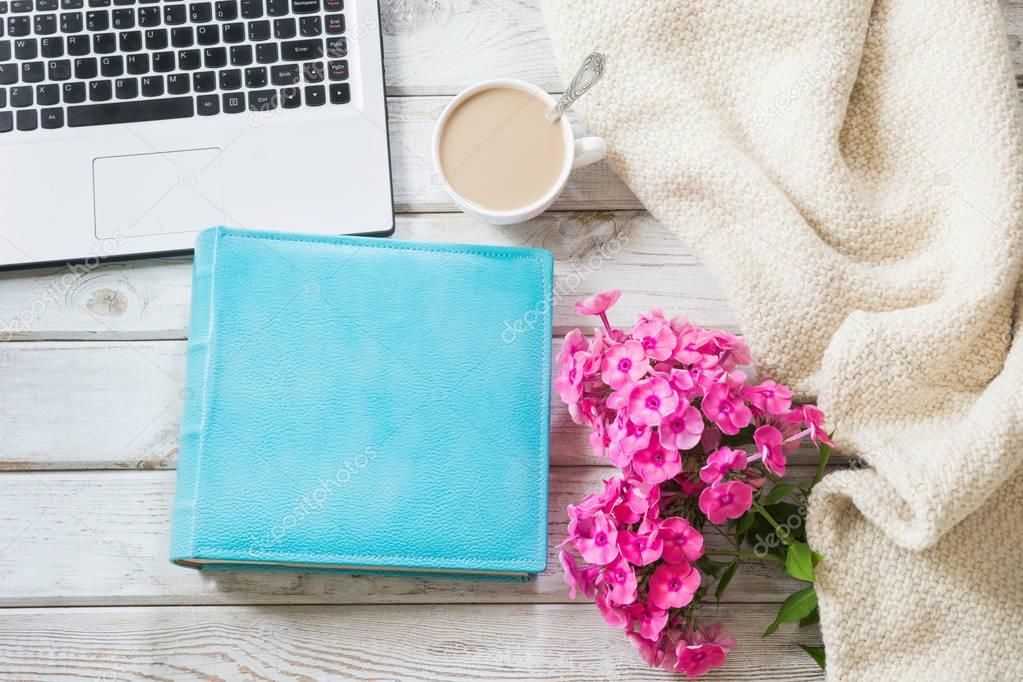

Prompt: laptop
[{"left": 0, "top": 0, "right": 394, "bottom": 268}]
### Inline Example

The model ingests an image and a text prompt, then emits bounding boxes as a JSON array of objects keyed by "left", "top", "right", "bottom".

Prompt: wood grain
[
  {"left": 0, "top": 604, "right": 823, "bottom": 681},
  {"left": 0, "top": 211, "right": 714, "bottom": 342},
  {"left": 0, "top": 339, "right": 836, "bottom": 470},
  {"left": 0, "top": 467, "right": 816, "bottom": 607}
]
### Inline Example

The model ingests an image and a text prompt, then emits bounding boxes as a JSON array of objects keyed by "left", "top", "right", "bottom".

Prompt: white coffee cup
[{"left": 432, "top": 79, "right": 607, "bottom": 225}]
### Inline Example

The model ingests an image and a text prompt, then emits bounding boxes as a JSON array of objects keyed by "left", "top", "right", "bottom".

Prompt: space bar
[{"left": 67, "top": 97, "right": 195, "bottom": 128}]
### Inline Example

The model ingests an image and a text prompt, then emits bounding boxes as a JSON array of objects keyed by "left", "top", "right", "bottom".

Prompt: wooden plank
[
  {"left": 0, "top": 340, "right": 836, "bottom": 470},
  {"left": 0, "top": 211, "right": 726, "bottom": 342},
  {"left": 0, "top": 467, "right": 814, "bottom": 607},
  {"left": 0, "top": 604, "right": 823, "bottom": 681}
]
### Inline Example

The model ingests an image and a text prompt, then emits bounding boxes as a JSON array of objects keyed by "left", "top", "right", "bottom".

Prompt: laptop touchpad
[{"left": 93, "top": 148, "right": 226, "bottom": 240}]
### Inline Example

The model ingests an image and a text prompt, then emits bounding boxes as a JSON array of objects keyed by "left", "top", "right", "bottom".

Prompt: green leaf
[
  {"left": 798, "top": 607, "right": 820, "bottom": 628},
  {"left": 763, "top": 586, "right": 818, "bottom": 637},
  {"left": 762, "top": 483, "right": 797, "bottom": 505},
  {"left": 785, "top": 542, "right": 816, "bottom": 582},
  {"left": 715, "top": 561, "right": 739, "bottom": 602},
  {"left": 736, "top": 511, "right": 755, "bottom": 536},
  {"left": 695, "top": 555, "right": 725, "bottom": 576},
  {"left": 812, "top": 440, "right": 833, "bottom": 487},
  {"left": 798, "top": 644, "right": 826, "bottom": 670}
]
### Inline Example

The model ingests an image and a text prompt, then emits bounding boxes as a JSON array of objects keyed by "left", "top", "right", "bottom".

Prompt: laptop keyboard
[{"left": 0, "top": 0, "right": 351, "bottom": 132}]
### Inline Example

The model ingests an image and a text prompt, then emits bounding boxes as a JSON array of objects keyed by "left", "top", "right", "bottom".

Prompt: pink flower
[
  {"left": 754, "top": 425, "right": 787, "bottom": 476},
  {"left": 628, "top": 377, "right": 679, "bottom": 426},
  {"left": 627, "top": 631, "right": 666, "bottom": 667},
  {"left": 658, "top": 402, "right": 704, "bottom": 451},
  {"left": 699, "top": 447, "right": 749, "bottom": 485},
  {"left": 648, "top": 562, "right": 701, "bottom": 610},
  {"left": 788, "top": 404, "right": 833, "bottom": 447},
  {"left": 674, "top": 642, "right": 727, "bottom": 678},
  {"left": 659, "top": 517, "right": 704, "bottom": 563},
  {"left": 700, "top": 382, "right": 752, "bottom": 435},
  {"left": 556, "top": 329, "right": 587, "bottom": 366},
  {"left": 554, "top": 351, "right": 588, "bottom": 404},
  {"left": 700, "top": 623, "right": 736, "bottom": 652},
  {"left": 704, "top": 331, "right": 751, "bottom": 371},
  {"left": 575, "top": 289, "right": 621, "bottom": 316},
  {"left": 615, "top": 478, "right": 660, "bottom": 523},
  {"left": 627, "top": 602, "right": 670, "bottom": 641},
  {"left": 674, "top": 327, "right": 712, "bottom": 365},
  {"left": 607, "top": 414, "right": 652, "bottom": 468},
  {"left": 632, "top": 318, "right": 676, "bottom": 361},
  {"left": 602, "top": 556, "right": 638, "bottom": 605},
  {"left": 632, "top": 443, "right": 682, "bottom": 485},
  {"left": 698, "top": 481, "right": 753, "bottom": 524},
  {"left": 743, "top": 380, "right": 793, "bottom": 415},
  {"left": 572, "top": 511, "right": 619, "bottom": 565},
  {"left": 559, "top": 550, "right": 600, "bottom": 600},
  {"left": 577, "top": 478, "right": 621, "bottom": 516},
  {"left": 601, "top": 340, "right": 648, "bottom": 389},
  {"left": 596, "top": 590, "right": 629, "bottom": 628},
  {"left": 618, "top": 528, "right": 663, "bottom": 566}
]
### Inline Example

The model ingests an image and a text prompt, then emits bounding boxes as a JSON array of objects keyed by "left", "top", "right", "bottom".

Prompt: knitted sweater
[{"left": 539, "top": 1, "right": 1023, "bottom": 679}]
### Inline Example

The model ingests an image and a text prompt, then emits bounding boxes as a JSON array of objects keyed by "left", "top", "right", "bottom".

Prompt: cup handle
[{"left": 572, "top": 137, "right": 607, "bottom": 169}]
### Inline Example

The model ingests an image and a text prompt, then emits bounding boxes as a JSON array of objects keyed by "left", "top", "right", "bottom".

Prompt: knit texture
[{"left": 539, "top": 1, "right": 1023, "bottom": 679}]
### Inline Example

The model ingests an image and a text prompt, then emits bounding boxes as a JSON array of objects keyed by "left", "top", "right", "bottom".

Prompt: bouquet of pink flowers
[{"left": 557, "top": 290, "right": 832, "bottom": 677}]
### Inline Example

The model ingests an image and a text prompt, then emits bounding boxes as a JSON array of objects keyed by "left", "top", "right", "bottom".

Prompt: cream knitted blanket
[{"left": 539, "top": 1, "right": 1023, "bottom": 679}]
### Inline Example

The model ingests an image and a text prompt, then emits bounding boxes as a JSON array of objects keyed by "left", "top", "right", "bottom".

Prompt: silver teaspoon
[{"left": 546, "top": 52, "right": 607, "bottom": 122}]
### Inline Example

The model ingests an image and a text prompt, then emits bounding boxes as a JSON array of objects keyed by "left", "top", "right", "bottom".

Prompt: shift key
[{"left": 281, "top": 38, "right": 323, "bottom": 61}]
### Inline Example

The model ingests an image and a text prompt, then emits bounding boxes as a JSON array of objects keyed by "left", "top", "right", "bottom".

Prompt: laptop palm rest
[{"left": 93, "top": 148, "right": 226, "bottom": 240}]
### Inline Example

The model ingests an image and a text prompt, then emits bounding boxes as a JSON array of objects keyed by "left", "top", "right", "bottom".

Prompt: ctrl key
[{"left": 329, "top": 82, "right": 348, "bottom": 104}]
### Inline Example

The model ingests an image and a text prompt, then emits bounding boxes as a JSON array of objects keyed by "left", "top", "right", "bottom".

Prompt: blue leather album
[{"left": 170, "top": 227, "right": 552, "bottom": 579}]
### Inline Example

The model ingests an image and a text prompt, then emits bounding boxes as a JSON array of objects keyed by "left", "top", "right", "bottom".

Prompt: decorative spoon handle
[{"left": 546, "top": 52, "right": 606, "bottom": 122}]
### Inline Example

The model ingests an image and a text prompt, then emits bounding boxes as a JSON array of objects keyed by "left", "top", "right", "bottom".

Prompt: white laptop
[{"left": 0, "top": 0, "right": 393, "bottom": 268}]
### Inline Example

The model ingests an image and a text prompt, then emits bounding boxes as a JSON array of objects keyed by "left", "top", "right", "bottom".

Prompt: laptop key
[
  {"left": 37, "top": 0, "right": 59, "bottom": 9},
  {"left": 165, "top": 71, "right": 187, "bottom": 92},
  {"left": 33, "top": 13, "right": 57, "bottom": 34},
  {"left": 119, "top": 29, "right": 141, "bottom": 50},
  {"left": 191, "top": 68, "right": 213, "bottom": 91},
  {"left": 196, "top": 92, "right": 217, "bottom": 115},
  {"left": 47, "top": 57, "right": 70, "bottom": 79},
  {"left": 87, "top": 77, "right": 111, "bottom": 100},
  {"left": 328, "top": 81, "right": 347, "bottom": 104},
  {"left": 246, "top": 87, "right": 274, "bottom": 110},
  {"left": 323, "top": 0, "right": 339, "bottom": 9},
  {"left": 99, "top": 53, "right": 121, "bottom": 76},
  {"left": 40, "top": 106, "right": 63, "bottom": 128},
  {"left": 269, "top": 62, "right": 295, "bottom": 85},
  {"left": 298, "top": 15, "right": 318, "bottom": 36},
  {"left": 0, "top": 88, "right": 5, "bottom": 107},
  {"left": 144, "top": 28, "right": 167, "bottom": 49},
  {"left": 20, "top": 59, "right": 43, "bottom": 81},
  {"left": 0, "top": 40, "right": 9, "bottom": 60},
  {"left": 163, "top": 4, "right": 184, "bottom": 24},
  {"left": 13, "top": 37, "right": 35, "bottom": 58},
  {"left": 136, "top": 6, "right": 157, "bottom": 26},
  {"left": 125, "top": 51, "right": 146, "bottom": 73},
  {"left": 280, "top": 37, "right": 320, "bottom": 60},
  {"left": 36, "top": 82, "right": 58, "bottom": 103},
  {"left": 221, "top": 90, "right": 243, "bottom": 113},
  {"left": 188, "top": 2, "right": 210, "bottom": 22},
  {"left": 59, "top": 11, "right": 82, "bottom": 32},
  {"left": 73, "top": 55, "right": 95, "bottom": 77},
  {"left": 139, "top": 73, "right": 162, "bottom": 95},
  {"left": 214, "top": 0, "right": 235, "bottom": 20},
  {"left": 221, "top": 21, "right": 242, "bottom": 43},
  {"left": 61, "top": 0, "right": 83, "bottom": 7},
  {"left": 202, "top": 45, "right": 224, "bottom": 67},
  {"left": 254, "top": 40, "right": 274, "bottom": 63},
  {"left": 279, "top": 84, "right": 299, "bottom": 108},
  {"left": 326, "top": 36, "right": 344, "bottom": 57},
  {"left": 62, "top": 79, "right": 85, "bottom": 101},
  {"left": 40, "top": 35, "right": 62, "bottom": 56},
  {"left": 217, "top": 66, "right": 238, "bottom": 89},
  {"left": 67, "top": 95, "right": 194, "bottom": 126},
  {"left": 324, "top": 13, "right": 342, "bottom": 34},
  {"left": 15, "top": 107, "right": 35, "bottom": 130},
  {"left": 272, "top": 17, "right": 293, "bottom": 39},
  {"left": 10, "top": 0, "right": 30, "bottom": 11},
  {"left": 246, "top": 18, "right": 267, "bottom": 40},
  {"left": 110, "top": 7, "right": 131, "bottom": 28},
  {"left": 0, "top": 111, "right": 11, "bottom": 132},
  {"left": 93, "top": 31, "right": 115, "bottom": 53},
  {"left": 114, "top": 75, "right": 136, "bottom": 98},
  {"left": 238, "top": 0, "right": 259, "bottom": 18},
  {"left": 243, "top": 63, "right": 264, "bottom": 86},
  {"left": 178, "top": 47, "right": 199, "bottom": 69},
  {"left": 151, "top": 49, "right": 173, "bottom": 71},
  {"left": 228, "top": 43, "right": 250, "bottom": 65},
  {"left": 196, "top": 23, "right": 217, "bottom": 45},
  {"left": 8, "top": 16, "right": 30, "bottom": 35},
  {"left": 264, "top": 0, "right": 284, "bottom": 16},
  {"left": 303, "top": 83, "right": 323, "bottom": 106},
  {"left": 290, "top": 0, "right": 315, "bottom": 13},
  {"left": 0, "top": 63, "right": 16, "bottom": 83},
  {"left": 171, "top": 26, "right": 192, "bottom": 47},
  {"left": 9, "top": 84, "right": 30, "bottom": 105},
  {"left": 301, "top": 59, "right": 322, "bottom": 82},
  {"left": 327, "top": 58, "right": 345, "bottom": 81},
  {"left": 66, "top": 33, "right": 87, "bottom": 54},
  {"left": 84, "top": 9, "right": 106, "bottom": 29}
]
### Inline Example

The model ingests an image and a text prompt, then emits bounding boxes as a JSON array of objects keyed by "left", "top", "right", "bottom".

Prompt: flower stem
[
  {"left": 752, "top": 501, "right": 791, "bottom": 545},
  {"left": 598, "top": 312, "right": 613, "bottom": 336},
  {"left": 705, "top": 550, "right": 782, "bottom": 563}
]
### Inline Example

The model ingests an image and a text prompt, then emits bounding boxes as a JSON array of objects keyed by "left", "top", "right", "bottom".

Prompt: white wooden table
[{"left": 2, "top": 2, "right": 1019, "bottom": 679}]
